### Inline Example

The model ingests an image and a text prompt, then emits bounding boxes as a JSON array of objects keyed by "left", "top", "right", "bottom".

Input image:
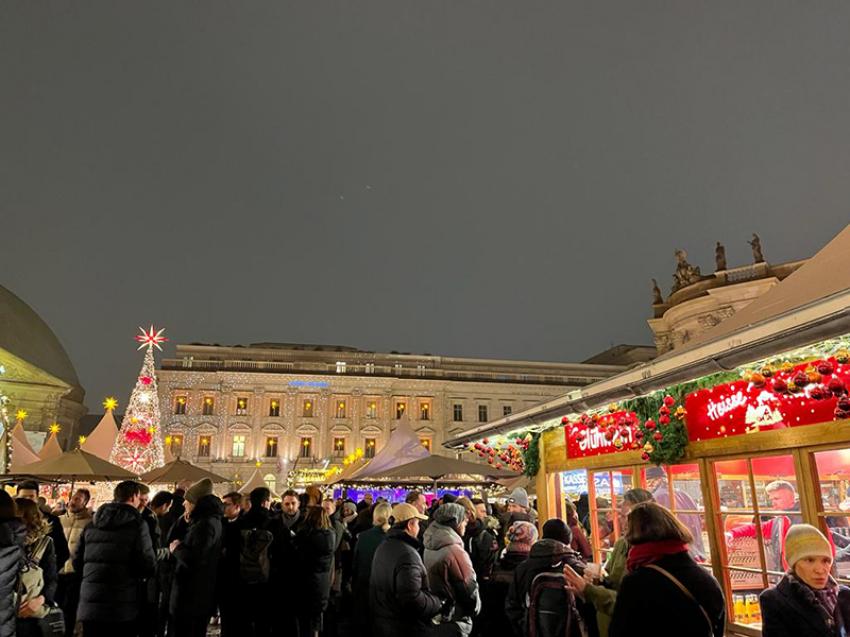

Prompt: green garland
[
  {"left": 521, "top": 432, "right": 541, "bottom": 478},
  {"left": 635, "top": 408, "right": 689, "bottom": 466},
  {"left": 620, "top": 370, "right": 740, "bottom": 423}
]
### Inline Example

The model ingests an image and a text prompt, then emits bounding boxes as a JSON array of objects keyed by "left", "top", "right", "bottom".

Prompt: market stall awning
[
  {"left": 9, "top": 448, "right": 137, "bottom": 482},
  {"left": 238, "top": 467, "right": 278, "bottom": 498},
  {"left": 358, "top": 454, "right": 518, "bottom": 482},
  {"left": 80, "top": 410, "right": 119, "bottom": 461},
  {"left": 448, "top": 224, "right": 850, "bottom": 447},
  {"left": 347, "top": 420, "right": 430, "bottom": 479},
  {"left": 38, "top": 431, "right": 63, "bottom": 462},
  {"left": 9, "top": 430, "right": 41, "bottom": 471},
  {"left": 140, "top": 458, "right": 229, "bottom": 485}
]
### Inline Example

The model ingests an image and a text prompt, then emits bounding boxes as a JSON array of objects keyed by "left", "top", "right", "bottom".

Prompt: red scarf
[{"left": 627, "top": 540, "right": 689, "bottom": 572}]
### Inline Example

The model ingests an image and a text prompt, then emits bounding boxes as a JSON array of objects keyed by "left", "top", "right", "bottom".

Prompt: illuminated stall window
[
  {"left": 812, "top": 447, "right": 850, "bottom": 586},
  {"left": 712, "top": 454, "right": 800, "bottom": 628},
  {"left": 587, "top": 467, "right": 635, "bottom": 561}
]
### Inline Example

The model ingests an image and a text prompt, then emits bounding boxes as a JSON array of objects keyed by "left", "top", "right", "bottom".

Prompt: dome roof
[{"left": 0, "top": 284, "right": 81, "bottom": 387}]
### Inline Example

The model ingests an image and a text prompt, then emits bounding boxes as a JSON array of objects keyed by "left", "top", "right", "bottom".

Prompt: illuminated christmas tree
[{"left": 109, "top": 326, "right": 167, "bottom": 474}]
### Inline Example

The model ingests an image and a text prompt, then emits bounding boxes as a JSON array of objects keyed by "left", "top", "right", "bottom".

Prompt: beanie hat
[
  {"left": 508, "top": 488, "right": 529, "bottom": 510},
  {"left": 784, "top": 524, "right": 833, "bottom": 568},
  {"left": 185, "top": 478, "right": 213, "bottom": 504},
  {"left": 434, "top": 503, "right": 466, "bottom": 530},
  {"left": 542, "top": 518, "right": 572, "bottom": 546},
  {"left": 507, "top": 520, "right": 538, "bottom": 554},
  {"left": 441, "top": 493, "right": 457, "bottom": 504}
]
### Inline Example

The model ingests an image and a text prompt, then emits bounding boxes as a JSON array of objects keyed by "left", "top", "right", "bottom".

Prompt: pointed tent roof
[
  {"left": 348, "top": 420, "right": 430, "bottom": 480},
  {"left": 38, "top": 432, "right": 63, "bottom": 462},
  {"left": 80, "top": 411, "right": 119, "bottom": 460},
  {"left": 238, "top": 467, "right": 278, "bottom": 497},
  {"left": 11, "top": 422, "right": 38, "bottom": 456},
  {"left": 10, "top": 448, "right": 137, "bottom": 481},
  {"left": 10, "top": 433, "right": 41, "bottom": 471},
  {"left": 365, "top": 454, "right": 518, "bottom": 481},
  {"left": 140, "top": 458, "right": 228, "bottom": 485}
]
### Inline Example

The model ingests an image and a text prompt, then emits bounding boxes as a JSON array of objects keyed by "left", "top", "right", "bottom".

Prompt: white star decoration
[{"left": 135, "top": 325, "right": 168, "bottom": 351}]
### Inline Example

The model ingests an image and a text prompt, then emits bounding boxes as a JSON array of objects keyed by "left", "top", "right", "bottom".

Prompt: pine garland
[{"left": 522, "top": 432, "right": 541, "bottom": 478}]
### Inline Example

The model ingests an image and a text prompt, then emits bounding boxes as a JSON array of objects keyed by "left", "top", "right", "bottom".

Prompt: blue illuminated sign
[{"left": 288, "top": 380, "right": 330, "bottom": 388}]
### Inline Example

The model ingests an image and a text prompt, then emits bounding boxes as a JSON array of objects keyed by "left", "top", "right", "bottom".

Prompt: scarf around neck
[
  {"left": 786, "top": 572, "right": 840, "bottom": 630},
  {"left": 626, "top": 539, "right": 689, "bottom": 572}
]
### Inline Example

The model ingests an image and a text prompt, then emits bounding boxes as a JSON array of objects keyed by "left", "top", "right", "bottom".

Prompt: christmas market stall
[{"left": 447, "top": 225, "right": 850, "bottom": 636}]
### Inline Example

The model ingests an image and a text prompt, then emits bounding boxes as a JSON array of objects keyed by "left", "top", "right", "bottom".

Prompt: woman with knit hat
[{"left": 760, "top": 523, "right": 850, "bottom": 636}]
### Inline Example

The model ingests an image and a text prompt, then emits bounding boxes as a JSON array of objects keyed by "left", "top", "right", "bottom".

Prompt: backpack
[
  {"left": 17, "top": 535, "right": 52, "bottom": 619},
  {"left": 526, "top": 571, "right": 580, "bottom": 637},
  {"left": 239, "top": 528, "right": 274, "bottom": 585}
]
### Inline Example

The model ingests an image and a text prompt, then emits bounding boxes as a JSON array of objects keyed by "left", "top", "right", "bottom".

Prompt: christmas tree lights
[{"left": 109, "top": 326, "right": 167, "bottom": 474}]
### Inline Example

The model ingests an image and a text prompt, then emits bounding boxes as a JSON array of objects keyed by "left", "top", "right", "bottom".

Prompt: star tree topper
[{"left": 135, "top": 326, "right": 168, "bottom": 351}]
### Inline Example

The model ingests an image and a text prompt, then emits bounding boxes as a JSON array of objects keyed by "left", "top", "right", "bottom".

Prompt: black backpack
[
  {"left": 239, "top": 527, "right": 274, "bottom": 585},
  {"left": 526, "top": 571, "right": 580, "bottom": 637}
]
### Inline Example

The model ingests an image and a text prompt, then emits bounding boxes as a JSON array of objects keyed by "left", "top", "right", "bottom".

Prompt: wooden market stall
[{"left": 448, "top": 225, "right": 850, "bottom": 636}]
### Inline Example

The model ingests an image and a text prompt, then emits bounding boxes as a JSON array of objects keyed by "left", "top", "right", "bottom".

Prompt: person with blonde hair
[
  {"left": 15, "top": 497, "right": 59, "bottom": 635},
  {"left": 352, "top": 502, "right": 392, "bottom": 635},
  {"left": 607, "top": 502, "right": 725, "bottom": 637}
]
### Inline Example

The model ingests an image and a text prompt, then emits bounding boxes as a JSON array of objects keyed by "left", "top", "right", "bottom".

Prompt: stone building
[
  {"left": 648, "top": 244, "right": 806, "bottom": 354},
  {"left": 0, "top": 284, "right": 87, "bottom": 448},
  {"left": 157, "top": 342, "right": 627, "bottom": 488}
]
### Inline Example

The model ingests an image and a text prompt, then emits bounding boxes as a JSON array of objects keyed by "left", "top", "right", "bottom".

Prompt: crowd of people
[{"left": 0, "top": 479, "right": 849, "bottom": 637}]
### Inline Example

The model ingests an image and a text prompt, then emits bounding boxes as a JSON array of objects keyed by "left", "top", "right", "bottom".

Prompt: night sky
[{"left": 2, "top": 2, "right": 849, "bottom": 410}]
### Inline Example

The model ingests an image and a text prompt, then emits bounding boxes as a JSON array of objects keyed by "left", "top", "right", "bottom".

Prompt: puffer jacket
[
  {"left": 170, "top": 494, "right": 223, "bottom": 620},
  {"left": 73, "top": 501, "right": 157, "bottom": 623},
  {"left": 0, "top": 519, "right": 26, "bottom": 637},
  {"left": 424, "top": 521, "right": 481, "bottom": 635},
  {"left": 506, "top": 539, "right": 586, "bottom": 637},
  {"left": 465, "top": 516, "right": 501, "bottom": 582},
  {"left": 370, "top": 527, "right": 442, "bottom": 637},
  {"left": 295, "top": 525, "right": 336, "bottom": 618},
  {"left": 60, "top": 508, "right": 92, "bottom": 573}
]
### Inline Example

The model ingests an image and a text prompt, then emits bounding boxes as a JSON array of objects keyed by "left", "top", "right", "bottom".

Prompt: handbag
[
  {"left": 18, "top": 607, "right": 65, "bottom": 637},
  {"left": 645, "top": 564, "right": 714, "bottom": 636}
]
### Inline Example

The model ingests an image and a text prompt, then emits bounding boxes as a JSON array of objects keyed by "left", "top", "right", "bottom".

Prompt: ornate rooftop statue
[
  {"left": 671, "top": 249, "right": 702, "bottom": 293},
  {"left": 749, "top": 233, "right": 765, "bottom": 263},
  {"left": 651, "top": 278, "right": 664, "bottom": 305},
  {"left": 715, "top": 241, "right": 727, "bottom": 271}
]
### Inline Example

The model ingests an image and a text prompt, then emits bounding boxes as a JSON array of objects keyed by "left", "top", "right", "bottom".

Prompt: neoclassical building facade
[{"left": 157, "top": 343, "right": 626, "bottom": 488}]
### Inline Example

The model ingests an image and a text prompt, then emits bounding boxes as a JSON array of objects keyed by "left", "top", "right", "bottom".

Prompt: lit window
[
  {"left": 269, "top": 399, "right": 280, "bottom": 417},
  {"left": 365, "top": 438, "right": 376, "bottom": 458},
  {"left": 197, "top": 436, "right": 211, "bottom": 458},
  {"left": 303, "top": 399, "right": 314, "bottom": 418},
  {"left": 503, "top": 405, "right": 512, "bottom": 417},
  {"left": 420, "top": 438, "right": 431, "bottom": 452},
  {"left": 336, "top": 361, "right": 347, "bottom": 374},
  {"left": 396, "top": 402, "right": 407, "bottom": 419},
  {"left": 420, "top": 402, "right": 430, "bottom": 421},
  {"left": 416, "top": 364, "right": 426, "bottom": 376},
  {"left": 336, "top": 400, "right": 347, "bottom": 419},
  {"left": 478, "top": 405, "right": 488, "bottom": 423},
  {"left": 365, "top": 363, "right": 375, "bottom": 374},
  {"left": 232, "top": 435, "right": 246, "bottom": 458},
  {"left": 393, "top": 363, "right": 402, "bottom": 375},
  {"left": 170, "top": 434, "right": 184, "bottom": 457},
  {"left": 236, "top": 397, "right": 248, "bottom": 416},
  {"left": 265, "top": 437, "right": 278, "bottom": 458},
  {"left": 333, "top": 437, "right": 346, "bottom": 457},
  {"left": 300, "top": 437, "right": 312, "bottom": 459},
  {"left": 366, "top": 401, "right": 377, "bottom": 419},
  {"left": 174, "top": 396, "right": 187, "bottom": 415},
  {"left": 453, "top": 404, "right": 463, "bottom": 422},
  {"left": 202, "top": 397, "right": 215, "bottom": 416},
  {"left": 264, "top": 474, "right": 277, "bottom": 493}
]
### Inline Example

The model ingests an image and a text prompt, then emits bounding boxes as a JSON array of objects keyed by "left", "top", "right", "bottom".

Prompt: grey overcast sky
[{"left": 2, "top": 2, "right": 849, "bottom": 410}]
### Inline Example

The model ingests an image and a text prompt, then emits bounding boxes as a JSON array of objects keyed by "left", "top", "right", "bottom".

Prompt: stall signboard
[
  {"left": 685, "top": 357, "right": 850, "bottom": 442},
  {"left": 565, "top": 410, "right": 638, "bottom": 459},
  {"left": 561, "top": 468, "right": 624, "bottom": 496}
]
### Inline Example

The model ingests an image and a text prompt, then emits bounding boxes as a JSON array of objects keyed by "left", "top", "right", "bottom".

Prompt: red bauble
[
  {"left": 838, "top": 396, "right": 850, "bottom": 412},
  {"left": 659, "top": 405, "right": 670, "bottom": 416},
  {"left": 772, "top": 378, "right": 788, "bottom": 394},
  {"left": 640, "top": 452, "right": 650, "bottom": 461},
  {"left": 810, "top": 386, "right": 826, "bottom": 401},
  {"left": 645, "top": 419, "right": 657, "bottom": 430},
  {"left": 482, "top": 438, "right": 489, "bottom": 444},
  {"left": 829, "top": 378, "right": 846, "bottom": 396},
  {"left": 818, "top": 362, "right": 834, "bottom": 376},
  {"left": 835, "top": 409, "right": 850, "bottom": 420},
  {"left": 139, "top": 376, "right": 153, "bottom": 385},
  {"left": 793, "top": 371, "right": 809, "bottom": 387},
  {"left": 561, "top": 416, "right": 569, "bottom": 425},
  {"left": 487, "top": 458, "right": 493, "bottom": 464},
  {"left": 663, "top": 395, "right": 676, "bottom": 407},
  {"left": 604, "top": 429, "right": 615, "bottom": 441},
  {"left": 658, "top": 415, "right": 671, "bottom": 425},
  {"left": 653, "top": 432, "right": 663, "bottom": 442},
  {"left": 635, "top": 430, "right": 644, "bottom": 440}
]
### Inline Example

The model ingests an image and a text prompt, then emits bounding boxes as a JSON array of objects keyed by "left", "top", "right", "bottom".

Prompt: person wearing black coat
[
  {"left": 369, "top": 503, "right": 443, "bottom": 637},
  {"left": 16, "top": 481, "right": 70, "bottom": 570},
  {"left": 295, "top": 506, "right": 336, "bottom": 637},
  {"left": 607, "top": 503, "right": 725, "bottom": 637},
  {"left": 15, "top": 497, "right": 59, "bottom": 637},
  {"left": 760, "top": 523, "right": 850, "bottom": 637},
  {"left": 73, "top": 481, "right": 157, "bottom": 637},
  {"left": 0, "top": 493, "right": 26, "bottom": 637},
  {"left": 169, "top": 480, "right": 223, "bottom": 637}
]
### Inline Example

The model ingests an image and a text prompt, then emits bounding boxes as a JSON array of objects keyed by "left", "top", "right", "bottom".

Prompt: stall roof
[{"left": 447, "top": 224, "right": 850, "bottom": 448}]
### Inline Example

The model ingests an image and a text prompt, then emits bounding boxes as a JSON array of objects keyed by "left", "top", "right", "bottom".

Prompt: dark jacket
[
  {"left": 170, "top": 494, "right": 223, "bottom": 620},
  {"left": 73, "top": 502, "right": 157, "bottom": 623},
  {"left": 221, "top": 505, "right": 286, "bottom": 588},
  {"left": 351, "top": 524, "right": 386, "bottom": 598},
  {"left": 609, "top": 551, "right": 725, "bottom": 637},
  {"left": 295, "top": 525, "right": 336, "bottom": 617},
  {"left": 760, "top": 575, "right": 850, "bottom": 637},
  {"left": 506, "top": 539, "right": 585, "bottom": 637},
  {"left": 370, "top": 527, "right": 443, "bottom": 637},
  {"left": 45, "top": 511, "right": 70, "bottom": 573},
  {"left": 0, "top": 519, "right": 26, "bottom": 637},
  {"left": 465, "top": 516, "right": 501, "bottom": 582}
]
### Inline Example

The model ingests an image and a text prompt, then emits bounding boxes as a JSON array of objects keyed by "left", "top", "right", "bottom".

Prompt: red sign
[
  {"left": 685, "top": 358, "right": 850, "bottom": 442},
  {"left": 565, "top": 411, "right": 639, "bottom": 459}
]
